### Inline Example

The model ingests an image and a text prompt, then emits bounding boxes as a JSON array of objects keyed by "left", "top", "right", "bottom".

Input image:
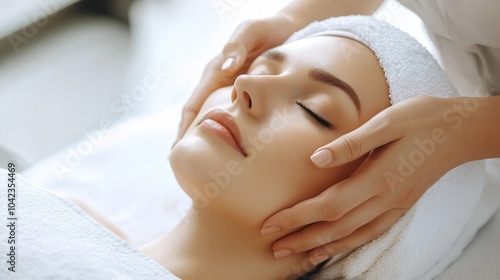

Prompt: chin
[{"left": 170, "top": 130, "right": 242, "bottom": 201}]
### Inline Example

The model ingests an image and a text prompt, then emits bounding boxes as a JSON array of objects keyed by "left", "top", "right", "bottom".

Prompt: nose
[{"left": 231, "top": 74, "right": 282, "bottom": 119}]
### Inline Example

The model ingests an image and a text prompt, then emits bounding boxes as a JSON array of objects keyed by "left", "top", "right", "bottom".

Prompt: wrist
[
  {"left": 469, "top": 95, "right": 500, "bottom": 159},
  {"left": 447, "top": 95, "right": 500, "bottom": 164}
]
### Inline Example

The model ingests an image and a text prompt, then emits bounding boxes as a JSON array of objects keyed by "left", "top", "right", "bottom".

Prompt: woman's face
[{"left": 170, "top": 36, "right": 390, "bottom": 221}]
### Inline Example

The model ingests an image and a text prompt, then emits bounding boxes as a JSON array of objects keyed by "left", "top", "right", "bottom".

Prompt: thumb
[
  {"left": 220, "top": 42, "right": 248, "bottom": 76},
  {"left": 311, "top": 114, "right": 400, "bottom": 168},
  {"left": 220, "top": 19, "right": 270, "bottom": 76}
]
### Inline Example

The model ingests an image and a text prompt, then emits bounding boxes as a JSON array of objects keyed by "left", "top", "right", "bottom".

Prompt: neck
[{"left": 139, "top": 206, "right": 315, "bottom": 280}]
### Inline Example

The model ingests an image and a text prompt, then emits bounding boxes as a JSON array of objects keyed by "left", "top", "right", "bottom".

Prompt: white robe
[{"left": 398, "top": 0, "right": 500, "bottom": 97}]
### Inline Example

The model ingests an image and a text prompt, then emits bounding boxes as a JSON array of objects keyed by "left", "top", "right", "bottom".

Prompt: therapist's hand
[
  {"left": 261, "top": 96, "right": 475, "bottom": 265},
  {"left": 174, "top": 16, "right": 298, "bottom": 145}
]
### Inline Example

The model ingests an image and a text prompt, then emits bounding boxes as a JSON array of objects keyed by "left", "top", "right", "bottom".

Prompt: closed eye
[{"left": 296, "top": 101, "right": 333, "bottom": 129}]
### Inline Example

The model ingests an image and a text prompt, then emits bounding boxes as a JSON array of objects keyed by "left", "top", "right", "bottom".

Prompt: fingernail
[
  {"left": 221, "top": 57, "right": 236, "bottom": 71},
  {"left": 261, "top": 226, "right": 281, "bottom": 235},
  {"left": 311, "top": 149, "right": 333, "bottom": 167},
  {"left": 274, "top": 249, "right": 292, "bottom": 259},
  {"left": 310, "top": 254, "right": 329, "bottom": 266}
]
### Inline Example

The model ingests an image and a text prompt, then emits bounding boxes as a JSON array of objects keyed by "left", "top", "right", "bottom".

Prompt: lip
[{"left": 199, "top": 109, "right": 247, "bottom": 157}]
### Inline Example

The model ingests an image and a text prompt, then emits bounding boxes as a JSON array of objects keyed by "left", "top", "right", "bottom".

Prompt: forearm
[{"left": 276, "top": 0, "right": 384, "bottom": 31}]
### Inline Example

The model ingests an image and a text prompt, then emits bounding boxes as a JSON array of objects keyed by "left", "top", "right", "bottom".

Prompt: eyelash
[{"left": 296, "top": 101, "right": 333, "bottom": 129}]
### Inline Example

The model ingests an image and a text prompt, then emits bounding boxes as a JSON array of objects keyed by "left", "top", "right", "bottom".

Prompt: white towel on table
[{"left": 0, "top": 168, "right": 179, "bottom": 280}]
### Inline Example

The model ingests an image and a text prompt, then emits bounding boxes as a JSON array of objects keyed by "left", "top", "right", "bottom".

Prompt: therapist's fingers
[
  {"left": 174, "top": 55, "right": 235, "bottom": 144},
  {"left": 260, "top": 183, "right": 360, "bottom": 234},
  {"left": 221, "top": 42, "right": 248, "bottom": 74},
  {"left": 220, "top": 19, "right": 269, "bottom": 75},
  {"left": 222, "top": 15, "right": 300, "bottom": 76},
  {"left": 310, "top": 108, "right": 404, "bottom": 168},
  {"left": 308, "top": 208, "right": 406, "bottom": 265},
  {"left": 270, "top": 195, "right": 389, "bottom": 256}
]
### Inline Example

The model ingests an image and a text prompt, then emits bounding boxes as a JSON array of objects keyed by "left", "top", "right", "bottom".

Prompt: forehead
[{"left": 276, "top": 36, "right": 373, "bottom": 71}]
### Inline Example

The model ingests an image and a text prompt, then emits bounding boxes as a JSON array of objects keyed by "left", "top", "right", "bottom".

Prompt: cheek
[
  {"left": 239, "top": 123, "right": 344, "bottom": 209},
  {"left": 185, "top": 87, "right": 233, "bottom": 134}
]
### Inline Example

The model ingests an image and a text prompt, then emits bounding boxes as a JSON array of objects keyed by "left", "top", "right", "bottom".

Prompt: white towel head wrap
[
  {"left": 285, "top": 15, "right": 458, "bottom": 105},
  {"left": 283, "top": 16, "right": 491, "bottom": 280}
]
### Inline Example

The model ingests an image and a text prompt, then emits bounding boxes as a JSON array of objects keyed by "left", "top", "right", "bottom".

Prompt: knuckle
[
  {"left": 339, "top": 135, "right": 363, "bottom": 159},
  {"left": 222, "top": 42, "right": 241, "bottom": 55},
  {"left": 371, "top": 108, "right": 399, "bottom": 135},
  {"left": 321, "top": 202, "right": 343, "bottom": 221},
  {"left": 322, "top": 241, "right": 350, "bottom": 256},
  {"left": 278, "top": 230, "right": 316, "bottom": 253},
  {"left": 374, "top": 110, "right": 394, "bottom": 129},
  {"left": 395, "top": 189, "right": 417, "bottom": 209},
  {"left": 398, "top": 195, "right": 415, "bottom": 209},
  {"left": 314, "top": 233, "right": 334, "bottom": 246},
  {"left": 286, "top": 213, "right": 302, "bottom": 229},
  {"left": 294, "top": 231, "right": 314, "bottom": 251},
  {"left": 333, "top": 226, "right": 354, "bottom": 239}
]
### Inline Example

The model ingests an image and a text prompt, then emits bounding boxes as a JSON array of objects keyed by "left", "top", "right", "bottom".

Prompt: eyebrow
[
  {"left": 262, "top": 49, "right": 286, "bottom": 63},
  {"left": 261, "top": 49, "right": 361, "bottom": 113},
  {"left": 308, "top": 68, "right": 361, "bottom": 112}
]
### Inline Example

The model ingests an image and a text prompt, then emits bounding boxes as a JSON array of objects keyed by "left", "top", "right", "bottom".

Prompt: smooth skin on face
[{"left": 142, "top": 36, "right": 390, "bottom": 280}]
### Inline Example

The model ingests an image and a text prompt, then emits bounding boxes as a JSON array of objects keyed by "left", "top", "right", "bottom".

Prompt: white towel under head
[{"left": 284, "top": 16, "right": 498, "bottom": 279}]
